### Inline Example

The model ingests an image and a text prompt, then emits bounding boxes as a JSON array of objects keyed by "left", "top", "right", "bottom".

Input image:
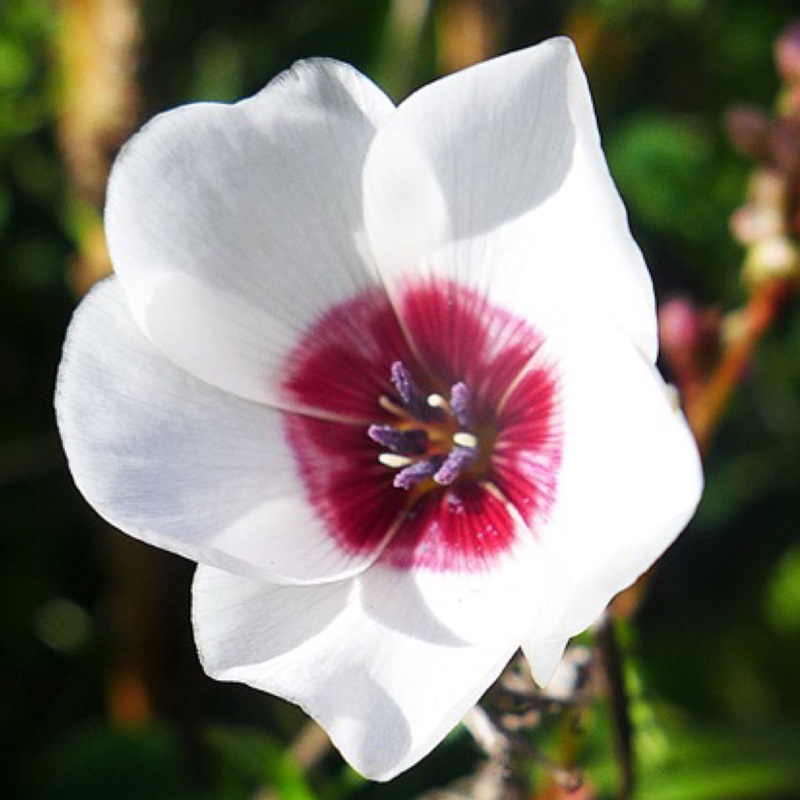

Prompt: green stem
[{"left": 596, "top": 615, "right": 634, "bottom": 800}]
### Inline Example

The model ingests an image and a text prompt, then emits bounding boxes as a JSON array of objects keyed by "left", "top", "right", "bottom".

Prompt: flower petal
[
  {"left": 363, "top": 37, "right": 657, "bottom": 361},
  {"left": 55, "top": 280, "right": 385, "bottom": 583},
  {"left": 381, "top": 516, "right": 570, "bottom": 647},
  {"left": 193, "top": 563, "right": 532, "bottom": 781},
  {"left": 106, "top": 58, "right": 394, "bottom": 406},
  {"left": 522, "top": 637, "right": 569, "bottom": 687},
  {"left": 540, "top": 320, "right": 703, "bottom": 638}
]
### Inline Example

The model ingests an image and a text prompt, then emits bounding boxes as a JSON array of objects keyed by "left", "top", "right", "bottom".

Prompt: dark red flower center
[
  {"left": 282, "top": 279, "right": 563, "bottom": 573},
  {"left": 367, "top": 360, "right": 481, "bottom": 490}
]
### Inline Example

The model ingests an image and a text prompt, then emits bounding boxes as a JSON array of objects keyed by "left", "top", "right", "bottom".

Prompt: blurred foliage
[
  {"left": 2, "top": 0, "right": 800, "bottom": 798},
  {"left": 204, "top": 727, "right": 317, "bottom": 800}
]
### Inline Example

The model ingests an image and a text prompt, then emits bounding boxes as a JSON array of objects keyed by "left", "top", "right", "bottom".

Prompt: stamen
[
  {"left": 395, "top": 458, "right": 440, "bottom": 490},
  {"left": 427, "top": 393, "right": 447, "bottom": 409},
  {"left": 379, "top": 394, "right": 407, "bottom": 417},
  {"left": 379, "top": 453, "right": 414, "bottom": 469},
  {"left": 452, "top": 431, "right": 477, "bottom": 449},
  {"left": 368, "top": 424, "right": 427, "bottom": 455},
  {"left": 390, "top": 361, "right": 415, "bottom": 403},
  {"left": 390, "top": 361, "right": 426, "bottom": 417},
  {"left": 434, "top": 446, "right": 476, "bottom": 485},
  {"left": 449, "top": 381, "right": 471, "bottom": 426},
  {"left": 371, "top": 362, "right": 483, "bottom": 490}
]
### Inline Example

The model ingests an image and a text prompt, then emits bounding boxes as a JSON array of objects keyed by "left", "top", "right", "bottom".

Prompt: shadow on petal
[
  {"left": 318, "top": 663, "right": 414, "bottom": 781},
  {"left": 357, "top": 566, "right": 469, "bottom": 646},
  {"left": 192, "top": 566, "right": 354, "bottom": 669}
]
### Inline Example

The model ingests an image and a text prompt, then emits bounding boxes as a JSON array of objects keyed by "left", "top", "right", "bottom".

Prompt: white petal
[
  {"left": 522, "top": 637, "right": 569, "bottom": 688},
  {"left": 193, "top": 563, "right": 524, "bottom": 781},
  {"left": 55, "top": 280, "right": 383, "bottom": 584},
  {"left": 541, "top": 320, "right": 703, "bottom": 637},
  {"left": 388, "top": 528, "right": 570, "bottom": 648},
  {"left": 363, "top": 37, "right": 657, "bottom": 361},
  {"left": 106, "top": 59, "right": 394, "bottom": 405}
]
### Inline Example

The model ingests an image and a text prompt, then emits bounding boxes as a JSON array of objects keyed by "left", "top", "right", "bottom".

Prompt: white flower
[{"left": 55, "top": 38, "right": 703, "bottom": 781}]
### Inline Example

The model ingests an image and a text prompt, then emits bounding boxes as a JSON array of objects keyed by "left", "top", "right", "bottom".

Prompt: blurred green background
[{"left": 2, "top": 1, "right": 800, "bottom": 798}]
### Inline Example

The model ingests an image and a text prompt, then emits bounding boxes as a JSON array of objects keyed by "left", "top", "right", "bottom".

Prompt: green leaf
[
  {"left": 636, "top": 722, "right": 800, "bottom": 799},
  {"left": 205, "top": 725, "right": 318, "bottom": 800},
  {"left": 33, "top": 723, "right": 204, "bottom": 800},
  {"left": 764, "top": 543, "right": 800, "bottom": 634},
  {"left": 607, "top": 111, "right": 715, "bottom": 242}
]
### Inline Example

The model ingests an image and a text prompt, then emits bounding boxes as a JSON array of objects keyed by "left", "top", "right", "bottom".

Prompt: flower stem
[
  {"left": 595, "top": 615, "right": 634, "bottom": 800},
  {"left": 685, "top": 279, "right": 794, "bottom": 453}
]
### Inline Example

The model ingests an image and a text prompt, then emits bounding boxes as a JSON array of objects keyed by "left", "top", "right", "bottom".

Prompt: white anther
[
  {"left": 426, "top": 393, "right": 447, "bottom": 408},
  {"left": 453, "top": 431, "right": 478, "bottom": 449},
  {"left": 378, "top": 453, "right": 414, "bottom": 469}
]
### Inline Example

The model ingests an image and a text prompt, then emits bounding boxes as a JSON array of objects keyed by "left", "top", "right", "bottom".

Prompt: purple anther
[
  {"left": 433, "top": 446, "right": 476, "bottom": 486},
  {"left": 390, "top": 361, "right": 417, "bottom": 406},
  {"left": 390, "top": 360, "right": 430, "bottom": 419},
  {"left": 367, "top": 424, "right": 428, "bottom": 455},
  {"left": 394, "top": 458, "right": 439, "bottom": 490},
  {"left": 449, "top": 381, "right": 471, "bottom": 427}
]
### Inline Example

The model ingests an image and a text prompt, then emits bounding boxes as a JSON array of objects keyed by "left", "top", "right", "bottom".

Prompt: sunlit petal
[
  {"left": 363, "top": 38, "right": 657, "bottom": 360},
  {"left": 56, "top": 280, "right": 385, "bottom": 583},
  {"left": 107, "top": 59, "right": 394, "bottom": 406},
  {"left": 540, "top": 320, "right": 703, "bottom": 637},
  {"left": 193, "top": 564, "right": 522, "bottom": 781}
]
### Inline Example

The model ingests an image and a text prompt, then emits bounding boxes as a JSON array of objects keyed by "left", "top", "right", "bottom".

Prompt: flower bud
[
  {"left": 749, "top": 168, "right": 789, "bottom": 209},
  {"left": 729, "top": 203, "right": 784, "bottom": 245},
  {"left": 659, "top": 297, "right": 722, "bottom": 383},
  {"left": 776, "top": 20, "right": 800, "bottom": 86},
  {"left": 743, "top": 235, "right": 800, "bottom": 285},
  {"left": 725, "top": 105, "right": 771, "bottom": 161},
  {"left": 783, "top": 85, "right": 800, "bottom": 117},
  {"left": 770, "top": 116, "right": 800, "bottom": 178}
]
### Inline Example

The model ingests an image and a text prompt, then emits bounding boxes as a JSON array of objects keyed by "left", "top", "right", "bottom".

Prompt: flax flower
[{"left": 56, "top": 38, "right": 703, "bottom": 780}]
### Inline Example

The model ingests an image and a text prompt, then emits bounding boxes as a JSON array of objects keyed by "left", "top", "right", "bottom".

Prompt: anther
[
  {"left": 427, "top": 393, "right": 447, "bottom": 409},
  {"left": 453, "top": 431, "right": 478, "bottom": 449},
  {"left": 368, "top": 424, "right": 427, "bottom": 455},
  {"left": 390, "top": 361, "right": 427, "bottom": 418},
  {"left": 395, "top": 458, "right": 440, "bottom": 490},
  {"left": 371, "top": 362, "right": 481, "bottom": 489},
  {"left": 449, "top": 381, "right": 471, "bottom": 427},
  {"left": 379, "top": 453, "right": 414, "bottom": 469},
  {"left": 434, "top": 446, "right": 476, "bottom": 485}
]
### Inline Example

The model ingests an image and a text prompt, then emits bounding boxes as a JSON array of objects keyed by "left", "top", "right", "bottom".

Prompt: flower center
[
  {"left": 367, "top": 361, "right": 481, "bottom": 490},
  {"left": 281, "top": 279, "right": 563, "bottom": 572}
]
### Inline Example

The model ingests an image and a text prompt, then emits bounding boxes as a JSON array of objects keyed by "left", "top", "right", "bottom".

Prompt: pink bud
[
  {"left": 776, "top": 20, "right": 800, "bottom": 85},
  {"left": 770, "top": 116, "right": 800, "bottom": 178},
  {"left": 660, "top": 298, "right": 704, "bottom": 354},
  {"left": 725, "top": 105, "right": 771, "bottom": 161},
  {"left": 729, "top": 203, "right": 784, "bottom": 245},
  {"left": 749, "top": 168, "right": 788, "bottom": 209},
  {"left": 659, "top": 298, "right": 722, "bottom": 387}
]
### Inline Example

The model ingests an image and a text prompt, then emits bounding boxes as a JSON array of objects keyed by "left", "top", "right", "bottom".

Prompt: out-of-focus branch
[
  {"left": 56, "top": 0, "right": 141, "bottom": 294},
  {"left": 594, "top": 617, "right": 633, "bottom": 800},
  {"left": 685, "top": 279, "right": 794, "bottom": 453},
  {"left": 436, "top": 0, "right": 500, "bottom": 76},
  {"left": 524, "top": 16, "right": 800, "bottom": 800},
  {"left": 375, "top": 0, "right": 432, "bottom": 99},
  {"left": 56, "top": 0, "right": 144, "bottom": 727},
  {"left": 665, "top": 20, "right": 800, "bottom": 454}
]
